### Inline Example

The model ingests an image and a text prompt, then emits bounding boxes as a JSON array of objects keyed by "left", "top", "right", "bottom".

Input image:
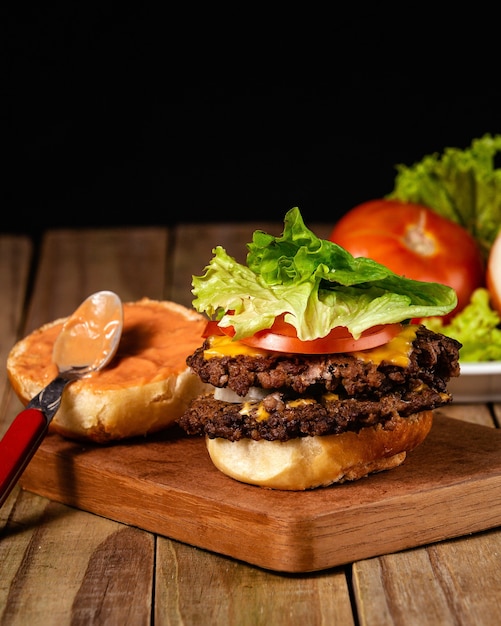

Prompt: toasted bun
[
  {"left": 206, "top": 411, "right": 433, "bottom": 490},
  {"left": 7, "top": 298, "right": 211, "bottom": 443}
]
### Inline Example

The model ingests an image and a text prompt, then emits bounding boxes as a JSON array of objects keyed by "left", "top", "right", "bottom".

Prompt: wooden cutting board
[{"left": 19, "top": 412, "right": 501, "bottom": 573}]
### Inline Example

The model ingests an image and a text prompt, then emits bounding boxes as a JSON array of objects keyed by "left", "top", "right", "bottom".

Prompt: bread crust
[
  {"left": 7, "top": 298, "right": 211, "bottom": 443},
  {"left": 206, "top": 411, "right": 433, "bottom": 490}
]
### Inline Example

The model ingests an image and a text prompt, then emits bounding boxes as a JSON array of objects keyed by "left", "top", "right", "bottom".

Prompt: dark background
[{"left": 4, "top": 8, "right": 500, "bottom": 237}]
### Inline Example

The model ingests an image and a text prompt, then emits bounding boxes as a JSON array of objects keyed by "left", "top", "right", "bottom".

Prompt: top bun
[{"left": 7, "top": 298, "right": 211, "bottom": 443}]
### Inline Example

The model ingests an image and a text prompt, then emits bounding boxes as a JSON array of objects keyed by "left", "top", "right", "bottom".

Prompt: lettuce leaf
[
  {"left": 192, "top": 208, "right": 457, "bottom": 341},
  {"left": 424, "top": 288, "right": 501, "bottom": 362},
  {"left": 387, "top": 133, "right": 501, "bottom": 261}
]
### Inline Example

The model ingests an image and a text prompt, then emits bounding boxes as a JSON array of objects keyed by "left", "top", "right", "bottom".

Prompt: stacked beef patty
[{"left": 178, "top": 325, "right": 461, "bottom": 442}]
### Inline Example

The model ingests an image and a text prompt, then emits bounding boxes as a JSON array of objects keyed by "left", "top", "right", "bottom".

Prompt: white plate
[{"left": 448, "top": 361, "right": 501, "bottom": 403}]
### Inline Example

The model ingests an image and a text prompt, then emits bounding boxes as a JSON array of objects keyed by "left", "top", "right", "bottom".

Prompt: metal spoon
[{"left": 0, "top": 290, "right": 123, "bottom": 507}]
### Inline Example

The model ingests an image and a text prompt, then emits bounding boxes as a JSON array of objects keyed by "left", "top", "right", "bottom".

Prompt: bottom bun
[{"left": 206, "top": 411, "right": 433, "bottom": 490}]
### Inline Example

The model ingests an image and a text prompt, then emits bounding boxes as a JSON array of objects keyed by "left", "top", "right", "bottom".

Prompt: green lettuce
[
  {"left": 192, "top": 207, "right": 457, "bottom": 341},
  {"left": 388, "top": 133, "right": 501, "bottom": 261},
  {"left": 424, "top": 288, "right": 501, "bottom": 362}
]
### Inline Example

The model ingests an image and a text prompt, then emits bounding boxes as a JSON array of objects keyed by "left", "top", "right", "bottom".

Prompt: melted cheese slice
[
  {"left": 204, "top": 335, "right": 270, "bottom": 358},
  {"left": 352, "top": 324, "right": 418, "bottom": 367}
]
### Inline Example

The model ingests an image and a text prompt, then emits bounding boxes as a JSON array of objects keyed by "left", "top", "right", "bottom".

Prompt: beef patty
[{"left": 177, "top": 325, "right": 461, "bottom": 442}]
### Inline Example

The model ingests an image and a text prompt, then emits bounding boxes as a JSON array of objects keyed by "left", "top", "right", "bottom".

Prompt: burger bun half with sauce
[
  {"left": 177, "top": 208, "right": 462, "bottom": 490},
  {"left": 7, "top": 298, "right": 212, "bottom": 443}
]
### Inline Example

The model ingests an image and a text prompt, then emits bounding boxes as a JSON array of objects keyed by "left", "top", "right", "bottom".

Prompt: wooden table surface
[{"left": 1, "top": 223, "right": 500, "bottom": 626}]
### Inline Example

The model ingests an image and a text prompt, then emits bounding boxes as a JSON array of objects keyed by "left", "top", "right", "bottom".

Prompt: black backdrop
[{"left": 4, "top": 8, "right": 501, "bottom": 236}]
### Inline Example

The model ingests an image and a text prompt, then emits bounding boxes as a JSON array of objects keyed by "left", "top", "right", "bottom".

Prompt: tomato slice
[
  {"left": 240, "top": 323, "right": 401, "bottom": 353},
  {"left": 202, "top": 318, "right": 402, "bottom": 354},
  {"left": 202, "top": 320, "right": 235, "bottom": 338}
]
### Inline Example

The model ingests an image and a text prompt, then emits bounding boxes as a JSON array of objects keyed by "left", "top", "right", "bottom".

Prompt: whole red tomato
[{"left": 329, "top": 199, "right": 485, "bottom": 322}]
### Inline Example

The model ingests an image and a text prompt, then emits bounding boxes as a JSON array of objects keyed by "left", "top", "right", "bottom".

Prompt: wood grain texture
[
  {"left": 352, "top": 402, "right": 501, "bottom": 626},
  {"left": 22, "top": 227, "right": 170, "bottom": 334},
  {"left": 0, "top": 236, "right": 32, "bottom": 437},
  {"left": 0, "top": 228, "right": 165, "bottom": 625},
  {"left": 353, "top": 530, "right": 501, "bottom": 626},
  {"left": 0, "top": 491, "right": 154, "bottom": 626},
  {"left": 155, "top": 539, "right": 355, "bottom": 626}
]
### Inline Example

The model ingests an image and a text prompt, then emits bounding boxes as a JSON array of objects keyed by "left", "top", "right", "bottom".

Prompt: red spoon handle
[{"left": 0, "top": 408, "right": 48, "bottom": 507}]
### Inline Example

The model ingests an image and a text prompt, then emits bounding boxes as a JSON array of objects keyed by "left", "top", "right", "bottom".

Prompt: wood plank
[
  {"left": 0, "top": 235, "right": 32, "bottom": 513},
  {"left": 155, "top": 539, "right": 355, "bottom": 626},
  {"left": 22, "top": 227, "right": 170, "bottom": 334},
  {"left": 439, "top": 401, "right": 495, "bottom": 427},
  {"left": 352, "top": 529, "right": 501, "bottom": 626},
  {"left": 352, "top": 403, "right": 501, "bottom": 626},
  {"left": 493, "top": 402, "right": 501, "bottom": 426},
  {"left": 0, "top": 489, "right": 154, "bottom": 626},
  {"left": 0, "top": 236, "right": 32, "bottom": 437},
  {"left": 18, "top": 412, "right": 501, "bottom": 572},
  {"left": 1, "top": 228, "right": 166, "bottom": 624}
]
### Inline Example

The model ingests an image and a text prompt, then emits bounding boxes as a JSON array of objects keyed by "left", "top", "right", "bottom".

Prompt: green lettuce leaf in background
[
  {"left": 192, "top": 208, "right": 457, "bottom": 341},
  {"left": 424, "top": 288, "right": 501, "bottom": 362},
  {"left": 388, "top": 133, "right": 501, "bottom": 261}
]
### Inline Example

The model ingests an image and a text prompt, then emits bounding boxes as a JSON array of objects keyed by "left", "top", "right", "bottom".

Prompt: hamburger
[
  {"left": 177, "top": 208, "right": 462, "bottom": 490},
  {"left": 7, "top": 298, "right": 211, "bottom": 443}
]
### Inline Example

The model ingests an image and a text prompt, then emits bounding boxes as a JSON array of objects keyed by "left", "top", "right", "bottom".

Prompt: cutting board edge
[{"left": 20, "top": 458, "right": 501, "bottom": 572}]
